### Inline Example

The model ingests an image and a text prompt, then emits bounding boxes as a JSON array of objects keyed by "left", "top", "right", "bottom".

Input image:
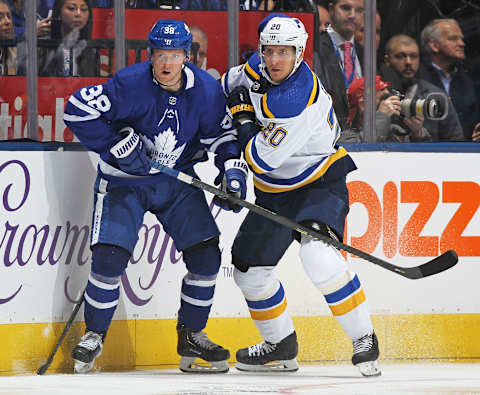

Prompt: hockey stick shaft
[
  {"left": 150, "top": 162, "right": 458, "bottom": 279},
  {"left": 37, "top": 294, "right": 84, "bottom": 375}
]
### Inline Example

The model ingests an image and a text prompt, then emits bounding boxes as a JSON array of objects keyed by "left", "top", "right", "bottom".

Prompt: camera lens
[
  {"left": 427, "top": 99, "right": 439, "bottom": 118},
  {"left": 397, "top": 93, "right": 448, "bottom": 120},
  {"left": 424, "top": 93, "right": 448, "bottom": 120}
]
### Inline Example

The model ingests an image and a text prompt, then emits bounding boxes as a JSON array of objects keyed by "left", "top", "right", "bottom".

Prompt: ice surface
[{"left": 1, "top": 363, "right": 479, "bottom": 394}]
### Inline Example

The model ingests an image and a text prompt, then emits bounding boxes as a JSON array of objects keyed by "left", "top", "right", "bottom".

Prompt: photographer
[
  {"left": 379, "top": 34, "right": 464, "bottom": 142},
  {"left": 339, "top": 76, "right": 432, "bottom": 143}
]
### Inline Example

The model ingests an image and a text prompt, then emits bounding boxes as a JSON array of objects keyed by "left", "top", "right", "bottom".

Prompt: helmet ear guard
[{"left": 258, "top": 17, "right": 308, "bottom": 84}]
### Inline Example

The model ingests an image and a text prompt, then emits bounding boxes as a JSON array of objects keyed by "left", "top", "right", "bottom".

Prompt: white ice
[{"left": 1, "top": 363, "right": 480, "bottom": 394}]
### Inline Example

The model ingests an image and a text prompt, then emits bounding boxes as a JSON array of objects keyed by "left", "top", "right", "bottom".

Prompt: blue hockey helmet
[{"left": 148, "top": 19, "right": 193, "bottom": 52}]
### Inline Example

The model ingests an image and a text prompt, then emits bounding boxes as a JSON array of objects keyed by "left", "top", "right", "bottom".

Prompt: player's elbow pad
[{"left": 237, "top": 121, "right": 260, "bottom": 151}]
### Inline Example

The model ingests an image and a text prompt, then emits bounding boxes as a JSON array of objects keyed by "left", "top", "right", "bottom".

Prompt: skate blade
[
  {"left": 179, "top": 356, "right": 229, "bottom": 374},
  {"left": 74, "top": 360, "right": 94, "bottom": 374},
  {"left": 236, "top": 358, "right": 299, "bottom": 372},
  {"left": 356, "top": 360, "right": 381, "bottom": 377}
]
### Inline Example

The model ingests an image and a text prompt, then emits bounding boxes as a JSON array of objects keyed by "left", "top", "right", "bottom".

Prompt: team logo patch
[{"left": 169, "top": 96, "right": 177, "bottom": 105}]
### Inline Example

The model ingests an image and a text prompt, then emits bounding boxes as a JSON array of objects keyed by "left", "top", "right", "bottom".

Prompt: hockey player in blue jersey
[
  {"left": 63, "top": 19, "right": 248, "bottom": 374},
  {"left": 222, "top": 16, "right": 381, "bottom": 377}
]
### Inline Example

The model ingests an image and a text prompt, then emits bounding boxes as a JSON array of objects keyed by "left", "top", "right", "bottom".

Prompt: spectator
[
  {"left": 190, "top": 25, "right": 207, "bottom": 69},
  {"left": 419, "top": 19, "right": 480, "bottom": 142},
  {"left": 256, "top": 0, "right": 314, "bottom": 12},
  {"left": 97, "top": 0, "right": 257, "bottom": 9},
  {"left": 6, "top": 0, "right": 53, "bottom": 38},
  {"left": 124, "top": 0, "right": 177, "bottom": 8},
  {"left": 354, "top": 10, "right": 380, "bottom": 50},
  {"left": 316, "top": 0, "right": 364, "bottom": 130},
  {"left": 90, "top": 1, "right": 156, "bottom": 7},
  {"left": 380, "top": 34, "right": 464, "bottom": 142},
  {"left": 190, "top": 25, "right": 220, "bottom": 79},
  {"left": 38, "top": 0, "right": 97, "bottom": 76},
  {"left": 179, "top": 0, "right": 256, "bottom": 10},
  {"left": 317, "top": 4, "right": 331, "bottom": 32},
  {"left": 0, "top": 0, "right": 18, "bottom": 75},
  {"left": 340, "top": 76, "right": 432, "bottom": 143}
]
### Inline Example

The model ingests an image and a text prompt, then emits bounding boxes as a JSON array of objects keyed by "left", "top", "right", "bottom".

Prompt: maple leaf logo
[
  {"left": 155, "top": 127, "right": 178, "bottom": 152},
  {"left": 142, "top": 127, "right": 186, "bottom": 168}
]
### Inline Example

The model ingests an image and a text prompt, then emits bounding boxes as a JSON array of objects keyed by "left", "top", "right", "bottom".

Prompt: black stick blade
[
  {"left": 37, "top": 363, "right": 50, "bottom": 375},
  {"left": 417, "top": 250, "right": 459, "bottom": 279}
]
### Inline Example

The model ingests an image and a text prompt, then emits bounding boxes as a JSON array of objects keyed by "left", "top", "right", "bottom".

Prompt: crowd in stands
[
  {"left": 0, "top": 0, "right": 479, "bottom": 142},
  {"left": 315, "top": 0, "right": 479, "bottom": 142}
]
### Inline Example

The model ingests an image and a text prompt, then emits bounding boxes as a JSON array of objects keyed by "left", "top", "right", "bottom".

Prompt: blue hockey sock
[
  {"left": 84, "top": 272, "right": 120, "bottom": 334},
  {"left": 178, "top": 272, "right": 217, "bottom": 331}
]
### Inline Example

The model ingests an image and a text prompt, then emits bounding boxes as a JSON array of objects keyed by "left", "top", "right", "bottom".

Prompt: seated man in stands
[
  {"left": 379, "top": 34, "right": 464, "bottom": 142},
  {"left": 419, "top": 19, "right": 480, "bottom": 142}
]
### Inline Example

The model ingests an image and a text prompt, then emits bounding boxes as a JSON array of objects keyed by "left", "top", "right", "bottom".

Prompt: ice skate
[
  {"left": 72, "top": 330, "right": 104, "bottom": 374},
  {"left": 235, "top": 331, "right": 299, "bottom": 372},
  {"left": 177, "top": 324, "right": 230, "bottom": 373},
  {"left": 352, "top": 331, "right": 381, "bottom": 377}
]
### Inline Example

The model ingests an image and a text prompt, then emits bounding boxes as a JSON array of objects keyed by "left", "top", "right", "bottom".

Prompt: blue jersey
[{"left": 64, "top": 61, "right": 239, "bottom": 184}]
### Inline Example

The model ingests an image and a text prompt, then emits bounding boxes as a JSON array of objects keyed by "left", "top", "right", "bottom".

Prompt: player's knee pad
[
  {"left": 182, "top": 237, "right": 221, "bottom": 276},
  {"left": 91, "top": 243, "right": 131, "bottom": 278},
  {"left": 233, "top": 266, "right": 277, "bottom": 299},
  {"left": 299, "top": 234, "right": 348, "bottom": 290}
]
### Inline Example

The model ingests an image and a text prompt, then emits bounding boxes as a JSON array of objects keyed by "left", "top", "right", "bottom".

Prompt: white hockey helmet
[{"left": 259, "top": 16, "right": 308, "bottom": 84}]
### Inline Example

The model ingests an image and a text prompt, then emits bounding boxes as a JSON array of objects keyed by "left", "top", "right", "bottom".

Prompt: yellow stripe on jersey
[
  {"left": 245, "top": 138, "right": 268, "bottom": 174},
  {"left": 253, "top": 147, "right": 348, "bottom": 193},
  {"left": 249, "top": 298, "right": 287, "bottom": 321},
  {"left": 245, "top": 61, "right": 260, "bottom": 81},
  {"left": 262, "top": 94, "right": 275, "bottom": 119},
  {"left": 306, "top": 71, "right": 318, "bottom": 108},
  {"left": 328, "top": 289, "right": 366, "bottom": 316}
]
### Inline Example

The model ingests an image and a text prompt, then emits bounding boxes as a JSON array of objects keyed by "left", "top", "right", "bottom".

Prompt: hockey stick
[
  {"left": 37, "top": 293, "right": 84, "bottom": 375},
  {"left": 150, "top": 161, "right": 458, "bottom": 280}
]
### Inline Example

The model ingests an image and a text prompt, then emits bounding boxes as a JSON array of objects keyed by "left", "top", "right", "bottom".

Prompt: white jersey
[{"left": 222, "top": 54, "right": 348, "bottom": 193}]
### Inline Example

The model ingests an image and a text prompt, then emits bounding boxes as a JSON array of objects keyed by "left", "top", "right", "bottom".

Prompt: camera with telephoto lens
[
  {"left": 387, "top": 89, "right": 448, "bottom": 120},
  {"left": 385, "top": 89, "right": 448, "bottom": 136}
]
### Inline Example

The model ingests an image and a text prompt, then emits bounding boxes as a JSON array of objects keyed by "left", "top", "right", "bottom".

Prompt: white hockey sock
[{"left": 234, "top": 267, "right": 295, "bottom": 344}]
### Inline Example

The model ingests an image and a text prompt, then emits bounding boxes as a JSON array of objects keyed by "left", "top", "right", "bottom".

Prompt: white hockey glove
[
  {"left": 110, "top": 127, "right": 151, "bottom": 176},
  {"left": 213, "top": 158, "right": 248, "bottom": 213}
]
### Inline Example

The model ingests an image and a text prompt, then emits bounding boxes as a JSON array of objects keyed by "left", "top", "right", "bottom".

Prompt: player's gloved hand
[
  {"left": 213, "top": 158, "right": 248, "bottom": 213},
  {"left": 226, "top": 86, "right": 255, "bottom": 127},
  {"left": 110, "top": 127, "right": 151, "bottom": 176}
]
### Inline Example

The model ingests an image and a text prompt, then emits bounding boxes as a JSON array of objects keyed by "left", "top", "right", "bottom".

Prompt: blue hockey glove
[
  {"left": 110, "top": 127, "right": 151, "bottom": 176},
  {"left": 227, "top": 86, "right": 255, "bottom": 127},
  {"left": 213, "top": 158, "right": 248, "bottom": 213}
]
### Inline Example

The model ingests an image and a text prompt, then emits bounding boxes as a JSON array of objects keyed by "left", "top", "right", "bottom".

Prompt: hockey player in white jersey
[
  {"left": 63, "top": 19, "right": 248, "bottom": 374},
  {"left": 222, "top": 16, "right": 380, "bottom": 377}
]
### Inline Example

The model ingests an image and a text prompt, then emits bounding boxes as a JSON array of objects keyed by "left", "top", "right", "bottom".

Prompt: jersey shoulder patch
[{"left": 260, "top": 62, "right": 319, "bottom": 119}]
